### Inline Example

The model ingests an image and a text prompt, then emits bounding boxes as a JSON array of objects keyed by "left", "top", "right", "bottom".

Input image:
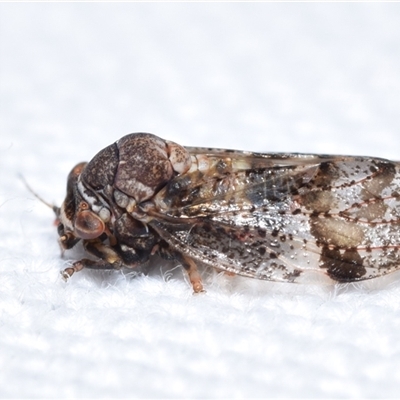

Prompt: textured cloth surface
[{"left": 1, "top": 3, "right": 400, "bottom": 398}]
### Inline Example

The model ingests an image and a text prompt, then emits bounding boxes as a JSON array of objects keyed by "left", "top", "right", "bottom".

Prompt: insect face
[{"left": 57, "top": 162, "right": 109, "bottom": 249}]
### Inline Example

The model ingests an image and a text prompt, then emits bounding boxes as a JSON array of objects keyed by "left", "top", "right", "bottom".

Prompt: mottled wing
[{"left": 149, "top": 148, "right": 400, "bottom": 283}]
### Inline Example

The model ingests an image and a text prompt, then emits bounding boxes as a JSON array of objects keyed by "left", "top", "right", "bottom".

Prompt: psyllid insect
[{"left": 36, "top": 133, "right": 400, "bottom": 292}]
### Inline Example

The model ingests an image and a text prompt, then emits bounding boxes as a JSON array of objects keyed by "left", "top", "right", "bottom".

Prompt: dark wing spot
[
  {"left": 258, "top": 229, "right": 267, "bottom": 238},
  {"left": 258, "top": 247, "right": 266, "bottom": 256},
  {"left": 320, "top": 247, "right": 366, "bottom": 282}
]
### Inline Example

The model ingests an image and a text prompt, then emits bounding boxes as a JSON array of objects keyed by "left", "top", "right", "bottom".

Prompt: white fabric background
[{"left": 1, "top": 3, "right": 400, "bottom": 398}]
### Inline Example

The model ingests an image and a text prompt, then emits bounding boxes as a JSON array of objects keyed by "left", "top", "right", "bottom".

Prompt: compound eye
[{"left": 74, "top": 210, "right": 105, "bottom": 240}]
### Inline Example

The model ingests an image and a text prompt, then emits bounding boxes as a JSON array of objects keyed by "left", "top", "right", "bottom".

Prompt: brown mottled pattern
[
  {"left": 115, "top": 133, "right": 174, "bottom": 203},
  {"left": 151, "top": 151, "right": 400, "bottom": 283},
  {"left": 81, "top": 143, "right": 119, "bottom": 191},
  {"left": 298, "top": 160, "right": 399, "bottom": 281},
  {"left": 57, "top": 133, "right": 400, "bottom": 289}
]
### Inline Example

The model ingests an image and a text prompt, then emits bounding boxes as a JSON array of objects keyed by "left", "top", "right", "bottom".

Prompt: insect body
[{"left": 53, "top": 133, "right": 400, "bottom": 292}]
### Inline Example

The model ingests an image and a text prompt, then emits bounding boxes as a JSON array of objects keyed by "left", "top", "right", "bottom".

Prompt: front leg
[{"left": 61, "top": 239, "right": 148, "bottom": 280}]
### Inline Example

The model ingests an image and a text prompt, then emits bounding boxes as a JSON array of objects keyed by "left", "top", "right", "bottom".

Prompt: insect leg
[
  {"left": 157, "top": 243, "right": 204, "bottom": 293},
  {"left": 180, "top": 254, "right": 205, "bottom": 294},
  {"left": 61, "top": 258, "right": 122, "bottom": 280},
  {"left": 61, "top": 240, "right": 124, "bottom": 280}
]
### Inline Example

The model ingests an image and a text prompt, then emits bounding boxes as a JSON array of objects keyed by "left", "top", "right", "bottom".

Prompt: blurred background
[{"left": 1, "top": 3, "right": 400, "bottom": 398}]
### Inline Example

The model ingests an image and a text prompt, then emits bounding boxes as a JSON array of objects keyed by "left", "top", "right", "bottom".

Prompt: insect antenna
[{"left": 19, "top": 174, "right": 61, "bottom": 217}]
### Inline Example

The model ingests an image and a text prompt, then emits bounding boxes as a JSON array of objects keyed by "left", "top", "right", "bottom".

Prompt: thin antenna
[{"left": 19, "top": 174, "right": 60, "bottom": 215}]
